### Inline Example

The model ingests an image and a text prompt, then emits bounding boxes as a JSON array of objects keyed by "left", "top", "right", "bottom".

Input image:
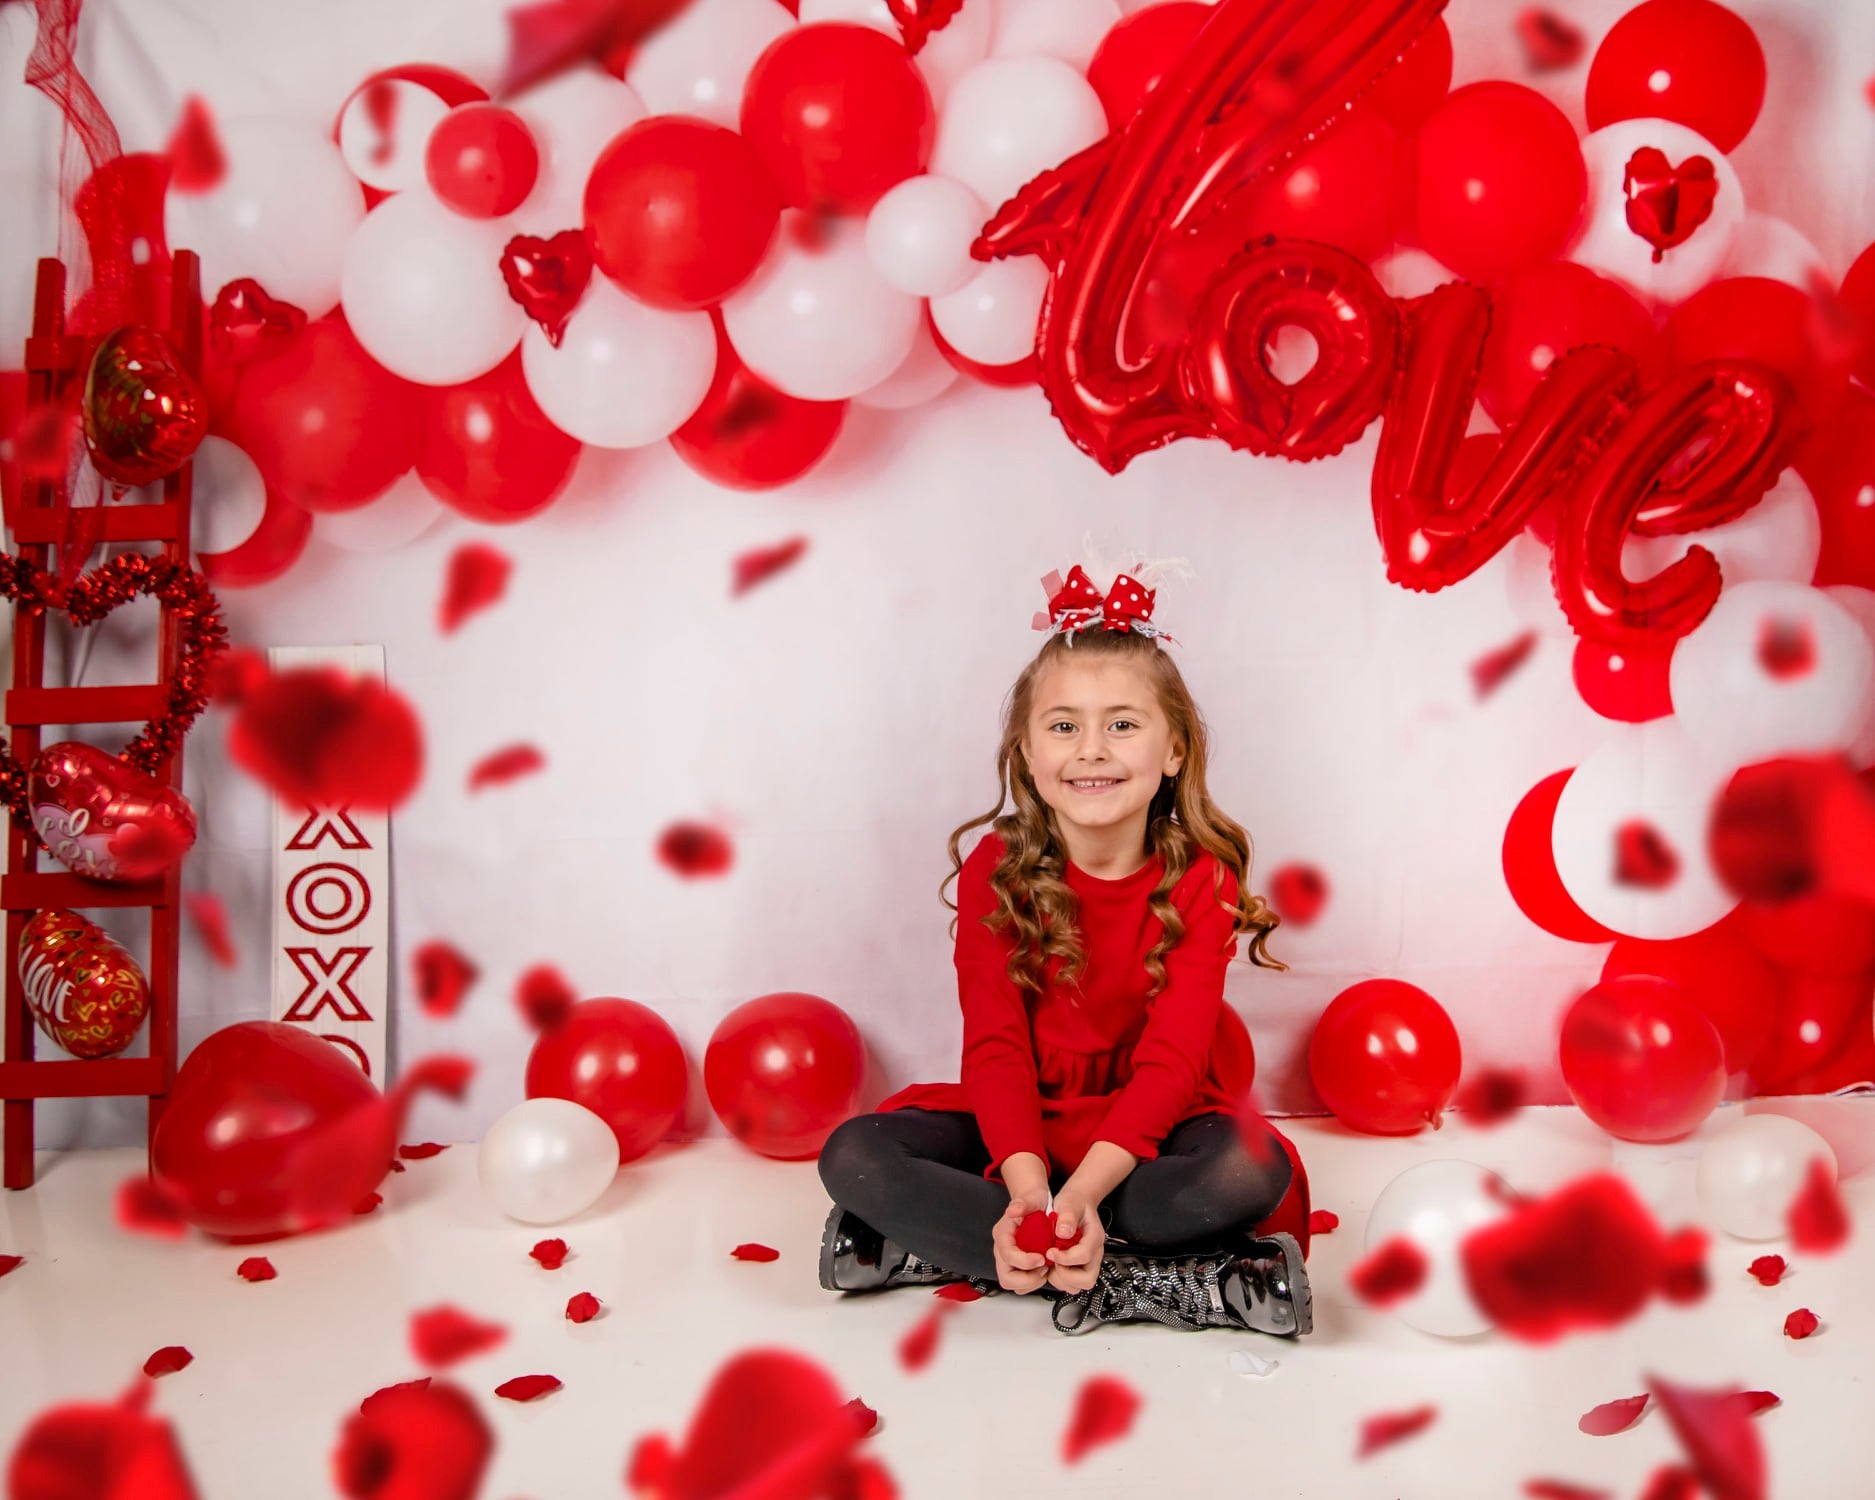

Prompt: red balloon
[
  {"left": 198, "top": 470, "right": 313, "bottom": 589},
  {"left": 1733, "top": 894, "right": 1875, "bottom": 978},
  {"left": 1601, "top": 918, "right": 1777, "bottom": 1075},
  {"left": 418, "top": 354, "right": 581, "bottom": 522},
  {"left": 425, "top": 103, "right": 540, "bottom": 218},
  {"left": 1086, "top": 3, "right": 1212, "bottom": 127},
  {"left": 1838, "top": 239, "right": 1875, "bottom": 390},
  {"left": 1748, "top": 969, "right": 1866, "bottom": 1094},
  {"left": 221, "top": 315, "right": 420, "bottom": 512},
  {"left": 1663, "top": 276, "right": 1850, "bottom": 428},
  {"left": 740, "top": 23, "right": 934, "bottom": 213},
  {"left": 1307, "top": 979, "right": 1462, "bottom": 1134},
  {"left": 1478, "top": 263, "right": 1662, "bottom": 429},
  {"left": 1559, "top": 977, "right": 1725, "bottom": 1142},
  {"left": 71, "top": 154, "right": 174, "bottom": 339},
  {"left": 151, "top": 1022, "right": 462, "bottom": 1240},
  {"left": 585, "top": 116, "right": 782, "bottom": 311},
  {"left": 1585, "top": 0, "right": 1766, "bottom": 154},
  {"left": 704, "top": 991, "right": 864, "bottom": 1159},
  {"left": 1502, "top": 770, "right": 1619, "bottom": 942},
  {"left": 1571, "top": 634, "right": 1674, "bottom": 723},
  {"left": 1414, "top": 82, "right": 1585, "bottom": 283},
  {"left": 1239, "top": 110, "right": 1406, "bottom": 262},
  {"left": 1365, "top": 14, "right": 1452, "bottom": 131},
  {"left": 526, "top": 998, "right": 689, "bottom": 1163},
  {"left": 82, "top": 326, "right": 207, "bottom": 487},
  {"left": 670, "top": 315, "right": 844, "bottom": 489},
  {"left": 1796, "top": 385, "right": 1875, "bottom": 590}
]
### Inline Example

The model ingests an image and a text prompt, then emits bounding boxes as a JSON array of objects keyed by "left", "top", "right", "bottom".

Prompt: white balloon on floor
[
  {"left": 478, "top": 1097, "right": 621, "bottom": 1224},
  {"left": 1363, "top": 1159, "right": 1512, "bottom": 1338},
  {"left": 931, "top": 55, "right": 1107, "bottom": 211},
  {"left": 929, "top": 254, "right": 1049, "bottom": 367},
  {"left": 165, "top": 118, "right": 365, "bottom": 317},
  {"left": 625, "top": 0, "right": 794, "bottom": 127},
  {"left": 1695, "top": 1114, "right": 1838, "bottom": 1240},
  {"left": 866, "top": 174, "right": 989, "bottom": 297},
  {"left": 508, "top": 68, "right": 648, "bottom": 236},
  {"left": 522, "top": 278, "right": 717, "bottom": 446},
  {"left": 1621, "top": 466, "right": 1821, "bottom": 592},
  {"left": 1669, "top": 580, "right": 1875, "bottom": 766},
  {"left": 341, "top": 190, "right": 526, "bottom": 386}
]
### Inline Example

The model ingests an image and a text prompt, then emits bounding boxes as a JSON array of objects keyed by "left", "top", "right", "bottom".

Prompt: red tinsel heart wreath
[{"left": 0, "top": 552, "right": 228, "bottom": 823}]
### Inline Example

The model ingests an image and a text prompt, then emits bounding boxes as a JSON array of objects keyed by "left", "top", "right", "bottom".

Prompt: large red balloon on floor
[
  {"left": 704, "top": 991, "right": 864, "bottom": 1159},
  {"left": 1558, "top": 976, "right": 1726, "bottom": 1142},
  {"left": 1308, "top": 979, "right": 1462, "bottom": 1134},
  {"left": 525, "top": 997, "right": 689, "bottom": 1163}
]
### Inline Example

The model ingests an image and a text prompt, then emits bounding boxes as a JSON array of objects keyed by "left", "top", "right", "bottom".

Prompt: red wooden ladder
[{"left": 0, "top": 250, "right": 203, "bottom": 1190}]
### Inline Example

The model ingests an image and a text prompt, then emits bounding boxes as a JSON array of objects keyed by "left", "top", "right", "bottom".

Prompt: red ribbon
[{"left": 1031, "top": 563, "right": 1166, "bottom": 639}]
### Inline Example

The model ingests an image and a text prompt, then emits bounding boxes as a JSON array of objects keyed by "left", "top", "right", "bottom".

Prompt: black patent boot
[
  {"left": 1051, "top": 1231, "right": 1312, "bottom": 1338},
  {"left": 817, "top": 1205, "right": 998, "bottom": 1294}
]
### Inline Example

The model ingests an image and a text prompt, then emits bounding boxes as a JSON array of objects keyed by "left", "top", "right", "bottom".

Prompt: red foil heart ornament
[
  {"left": 30, "top": 741, "right": 198, "bottom": 883},
  {"left": 81, "top": 325, "right": 208, "bottom": 486},
  {"left": 18, "top": 908, "right": 151, "bottom": 1059},
  {"left": 208, "top": 278, "right": 307, "bottom": 368},
  {"left": 499, "top": 230, "right": 593, "bottom": 347},
  {"left": 1623, "top": 147, "right": 1719, "bottom": 264},
  {"left": 885, "top": 0, "right": 964, "bottom": 54}
]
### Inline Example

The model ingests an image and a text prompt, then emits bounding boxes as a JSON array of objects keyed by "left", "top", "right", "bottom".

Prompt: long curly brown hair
[{"left": 941, "top": 626, "right": 1286, "bottom": 1002}]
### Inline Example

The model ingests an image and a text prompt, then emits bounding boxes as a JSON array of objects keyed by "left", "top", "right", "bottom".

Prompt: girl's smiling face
[{"left": 1021, "top": 653, "right": 1184, "bottom": 852}]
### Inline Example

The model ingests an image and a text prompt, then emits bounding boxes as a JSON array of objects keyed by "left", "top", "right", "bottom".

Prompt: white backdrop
[{"left": 4, "top": 0, "right": 1874, "bottom": 1149}]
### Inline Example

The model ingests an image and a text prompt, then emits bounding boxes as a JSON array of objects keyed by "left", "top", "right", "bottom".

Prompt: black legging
[{"left": 818, "top": 1108, "right": 1294, "bottom": 1283}]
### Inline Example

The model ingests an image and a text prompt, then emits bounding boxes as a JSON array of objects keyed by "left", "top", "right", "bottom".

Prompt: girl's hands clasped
[
  {"left": 991, "top": 1185, "right": 1054, "bottom": 1293},
  {"left": 1041, "top": 1191, "right": 1106, "bottom": 1295}
]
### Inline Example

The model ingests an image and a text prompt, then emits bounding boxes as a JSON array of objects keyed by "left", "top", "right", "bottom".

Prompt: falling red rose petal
[
  {"left": 336, "top": 1376, "right": 491, "bottom": 1500},
  {"left": 494, "top": 1374, "right": 562, "bottom": 1402},
  {"left": 203, "top": 645, "right": 270, "bottom": 707},
  {"left": 732, "top": 535, "right": 809, "bottom": 595},
  {"left": 1454, "top": 1067, "right": 1526, "bottom": 1124},
  {"left": 1787, "top": 1157, "right": 1850, "bottom": 1253},
  {"left": 934, "top": 1282, "right": 984, "bottom": 1302},
  {"left": 566, "top": 1292, "right": 601, "bottom": 1323},
  {"left": 468, "top": 743, "right": 545, "bottom": 792},
  {"left": 1613, "top": 819, "right": 1680, "bottom": 887},
  {"left": 165, "top": 95, "right": 226, "bottom": 192},
  {"left": 1726, "top": 1391, "right": 1781, "bottom": 1419},
  {"left": 116, "top": 1174, "right": 189, "bottom": 1239},
  {"left": 227, "top": 665, "right": 425, "bottom": 813},
  {"left": 411, "top": 1305, "right": 509, "bottom": 1369},
  {"left": 360, "top": 1377, "right": 433, "bottom": 1414},
  {"left": 1061, "top": 1375, "right": 1142, "bottom": 1465},
  {"left": 1660, "top": 1227, "right": 1711, "bottom": 1304},
  {"left": 182, "top": 890, "right": 238, "bottom": 968},
  {"left": 399, "top": 1142, "right": 448, "bottom": 1160},
  {"left": 414, "top": 940, "right": 479, "bottom": 1019},
  {"left": 405, "top": 1054, "right": 476, "bottom": 1101},
  {"left": 353, "top": 1192, "right": 382, "bottom": 1216},
  {"left": 731, "top": 1242, "right": 780, "bottom": 1262},
  {"left": 530, "top": 1238, "right": 569, "bottom": 1269},
  {"left": 1349, "top": 1236, "right": 1430, "bottom": 1307},
  {"left": 1758, "top": 614, "right": 1816, "bottom": 679},
  {"left": 9, "top": 1388, "right": 200, "bottom": 1500},
  {"left": 897, "top": 1307, "right": 950, "bottom": 1372},
  {"left": 439, "top": 543, "right": 512, "bottom": 635},
  {"left": 515, "top": 964, "right": 576, "bottom": 1032},
  {"left": 1472, "top": 630, "right": 1538, "bottom": 698},
  {"left": 1637, "top": 1467, "right": 1701, "bottom": 1500},
  {"left": 1514, "top": 7, "right": 1584, "bottom": 70},
  {"left": 1784, "top": 1307, "right": 1820, "bottom": 1338},
  {"left": 1747, "top": 1254, "right": 1787, "bottom": 1286},
  {"left": 1269, "top": 862, "right": 1328, "bottom": 926},
  {"left": 656, "top": 820, "right": 735, "bottom": 878},
  {"left": 236, "top": 1257, "right": 276, "bottom": 1283},
  {"left": 143, "top": 1346, "right": 194, "bottom": 1377},
  {"left": 1646, "top": 1373, "right": 1767, "bottom": 1500},
  {"left": 1577, "top": 1394, "right": 1649, "bottom": 1436},
  {"left": 1308, "top": 1209, "right": 1340, "bottom": 1235},
  {"left": 627, "top": 1434, "right": 676, "bottom": 1494},
  {"left": 845, "top": 1397, "right": 879, "bottom": 1436},
  {"left": 1524, "top": 1482, "right": 1611, "bottom": 1500},
  {"left": 0, "top": 1254, "right": 20, "bottom": 1277},
  {"left": 1357, "top": 1404, "right": 1437, "bottom": 1459},
  {"left": 387, "top": 1159, "right": 406, "bottom": 1173}
]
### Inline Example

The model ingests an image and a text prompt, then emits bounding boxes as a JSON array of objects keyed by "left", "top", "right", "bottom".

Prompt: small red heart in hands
[{"left": 1015, "top": 1210, "right": 1085, "bottom": 1256}]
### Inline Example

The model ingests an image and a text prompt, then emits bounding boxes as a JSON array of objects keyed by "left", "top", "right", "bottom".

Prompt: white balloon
[
  {"left": 992, "top": 0, "right": 1121, "bottom": 70},
  {"left": 1371, "top": 245, "right": 1460, "bottom": 301},
  {"left": 721, "top": 213, "right": 921, "bottom": 400},
  {"left": 930, "top": 255, "right": 1049, "bottom": 366},
  {"left": 866, "top": 175, "right": 989, "bottom": 297},
  {"left": 336, "top": 77, "right": 455, "bottom": 195},
  {"left": 1669, "top": 580, "right": 1875, "bottom": 765},
  {"left": 625, "top": 0, "right": 793, "bottom": 126},
  {"left": 507, "top": 68, "right": 648, "bottom": 235},
  {"left": 1501, "top": 530, "right": 1573, "bottom": 638},
  {"left": 1695, "top": 1114, "right": 1838, "bottom": 1240},
  {"left": 1720, "top": 210, "right": 1829, "bottom": 293},
  {"left": 165, "top": 118, "right": 366, "bottom": 317},
  {"left": 855, "top": 318, "right": 960, "bottom": 409},
  {"left": 1363, "top": 1160, "right": 1511, "bottom": 1338},
  {"left": 798, "top": 0, "right": 998, "bottom": 107},
  {"left": 1622, "top": 466, "right": 1821, "bottom": 591},
  {"left": 184, "top": 436, "right": 269, "bottom": 555},
  {"left": 341, "top": 190, "right": 526, "bottom": 386},
  {"left": 1565, "top": 119, "right": 1744, "bottom": 311},
  {"left": 931, "top": 55, "right": 1107, "bottom": 211},
  {"left": 478, "top": 1097, "right": 621, "bottom": 1224},
  {"left": 1823, "top": 585, "right": 1875, "bottom": 768},
  {"left": 1551, "top": 719, "right": 1739, "bottom": 940},
  {"left": 316, "top": 472, "right": 450, "bottom": 553},
  {"left": 0, "top": 171, "right": 63, "bottom": 354},
  {"left": 522, "top": 278, "right": 716, "bottom": 447}
]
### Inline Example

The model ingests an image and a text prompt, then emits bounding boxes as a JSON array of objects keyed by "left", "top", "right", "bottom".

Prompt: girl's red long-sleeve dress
[{"left": 876, "top": 831, "right": 1257, "bottom": 1180}]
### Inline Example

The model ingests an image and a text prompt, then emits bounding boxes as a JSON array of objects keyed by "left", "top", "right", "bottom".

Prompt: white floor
[{"left": 3, "top": 1102, "right": 1872, "bottom": 1499}]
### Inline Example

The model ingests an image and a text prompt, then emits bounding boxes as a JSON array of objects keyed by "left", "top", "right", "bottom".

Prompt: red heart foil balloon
[
  {"left": 18, "top": 908, "right": 150, "bottom": 1059},
  {"left": 499, "top": 230, "right": 593, "bottom": 348},
  {"left": 885, "top": 0, "right": 964, "bottom": 53},
  {"left": 1623, "top": 147, "right": 1719, "bottom": 264},
  {"left": 208, "top": 277, "right": 307, "bottom": 367},
  {"left": 29, "top": 740, "right": 197, "bottom": 883},
  {"left": 81, "top": 325, "right": 208, "bottom": 486}
]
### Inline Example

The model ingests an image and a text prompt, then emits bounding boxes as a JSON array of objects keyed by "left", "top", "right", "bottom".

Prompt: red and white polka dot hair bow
[{"left": 1030, "top": 535, "right": 1193, "bottom": 646}]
